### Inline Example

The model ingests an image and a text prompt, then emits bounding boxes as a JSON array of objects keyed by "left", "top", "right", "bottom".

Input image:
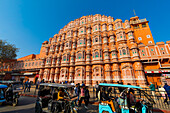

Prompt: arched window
[
  {"left": 119, "top": 50, "right": 122, "bottom": 55},
  {"left": 67, "top": 55, "right": 69, "bottom": 61},
  {"left": 77, "top": 53, "right": 82, "bottom": 59},
  {"left": 95, "top": 52, "right": 99, "bottom": 58},
  {"left": 63, "top": 56, "right": 66, "bottom": 61},
  {"left": 100, "top": 50, "right": 102, "bottom": 57},
  {"left": 79, "top": 40, "right": 83, "bottom": 45},
  {"left": 120, "top": 34, "right": 123, "bottom": 38},
  {"left": 95, "top": 38, "right": 98, "bottom": 42},
  {"left": 83, "top": 51, "right": 85, "bottom": 59},
  {"left": 122, "top": 49, "right": 126, "bottom": 55},
  {"left": 66, "top": 43, "right": 68, "bottom": 47}
]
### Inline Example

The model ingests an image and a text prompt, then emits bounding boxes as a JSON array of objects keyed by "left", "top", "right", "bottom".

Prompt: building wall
[{"left": 10, "top": 14, "right": 170, "bottom": 86}]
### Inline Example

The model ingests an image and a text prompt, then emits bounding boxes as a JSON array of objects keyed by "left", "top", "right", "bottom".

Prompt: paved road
[
  {"left": 0, "top": 96, "right": 98, "bottom": 113},
  {"left": 0, "top": 96, "right": 36, "bottom": 113}
]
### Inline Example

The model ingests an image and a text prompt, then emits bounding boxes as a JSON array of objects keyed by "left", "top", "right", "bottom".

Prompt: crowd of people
[
  {"left": 74, "top": 82, "right": 90, "bottom": 109},
  {"left": 23, "top": 78, "right": 170, "bottom": 108},
  {"left": 149, "top": 82, "right": 170, "bottom": 104}
]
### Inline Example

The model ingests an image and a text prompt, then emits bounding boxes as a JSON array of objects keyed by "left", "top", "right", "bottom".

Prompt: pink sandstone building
[{"left": 2, "top": 14, "right": 170, "bottom": 86}]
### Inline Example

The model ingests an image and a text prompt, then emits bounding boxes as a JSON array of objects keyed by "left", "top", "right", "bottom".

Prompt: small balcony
[{"left": 130, "top": 18, "right": 147, "bottom": 24}]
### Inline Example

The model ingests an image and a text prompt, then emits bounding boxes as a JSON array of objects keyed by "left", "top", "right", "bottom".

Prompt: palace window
[
  {"left": 142, "top": 50, "right": 144, "bottom": 52},
  {"left": 147, "top": 35, "right": 150, "bottom": 38},
  {"left": 138, "top": 37, "right": 142, "bottom": 40},
  {"left": 67, "top": 55, "right": 69, "bottom": 61},
  {"left": 122, "top": 49, "right": 126, "bottom": 55},
  {"left": 112, "top": 53, "right": 116, "bottom": 56},
  {"left": 25, "top": 63, "right": 27, "bottom": 67},
  {"left": 119, "top": 50, "right": 122, "bottom": 55},
  {"left": 148, "top": 41, "right": 152, "bottom": 44},
  {"left": 161, "top": 48, "right": 164, "bottom": 50},
  {"left": 80, "top": 40, "right": 83, "bottom": 45},
  {"left": 95, "top": 52, "right": 99, "bottom": 58},
  {"left": 77, "top": 53, "right": 82, "bottom": 59},
  {"left": 143, "top": 54, "right": 145, "bottom": 56},
  {"left": 95, "top": 38, "right": 98, "bottom": 42},
  {"left": 142, "top": 23, "right": 147, "bottom": 28},
  {"left": 39, "top": 61, "right": 42, "bottom": 66},
  {"left": 134, "top": 25, "right": 139, "bottom": 29},
  {"left": 151, "top": 49, "right": 154, "bottom": 51},
  {"left": 63, "top": 56, "right": 66, "bottom": 61},
  {"left": 35, "top": 62, "right": 38, "bottom": 66},
  {"left": 66, "top": 43, "right": 68, "bottom": 47},
  {"left": 32, "top": 62, "right": 34, "bottom": 66},
  {"left": 83, "top": 52, "right": 85, "bottom": 59}
]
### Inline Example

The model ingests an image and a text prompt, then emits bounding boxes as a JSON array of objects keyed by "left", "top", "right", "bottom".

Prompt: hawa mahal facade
[{"left": 2, "top": 14, "right": 170, "bottom": 86}]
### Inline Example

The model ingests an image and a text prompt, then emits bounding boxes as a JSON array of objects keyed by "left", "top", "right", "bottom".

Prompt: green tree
[{"left": 0, "top": 40, "right": 19, "bottom": 64}]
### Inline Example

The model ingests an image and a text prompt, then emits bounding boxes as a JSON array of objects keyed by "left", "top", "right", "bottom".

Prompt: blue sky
[{"left": 0, "top": 0, "right": 170, "bottom": 58}]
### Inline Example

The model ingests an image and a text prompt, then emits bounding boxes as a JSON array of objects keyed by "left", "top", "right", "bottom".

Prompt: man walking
[
  {"left": 164, "top": 83, "right": 170, "bottom": 100},
  {"left": 94, "top": 81, "right": 99, "bottom": 100},
  {"left": 27, "top": 80, "right": 31, "bottom": 92},
  {"left": 85, "top": 86, "right": 90, "bottom": 109},
  {"left": 149, "top": 82, "right": 155, "bottom": 99},
  {"left": 24, "top": 79, "right": 28, "bottom": 92}
]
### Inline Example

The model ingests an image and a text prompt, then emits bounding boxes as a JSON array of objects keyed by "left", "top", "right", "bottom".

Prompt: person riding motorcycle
[{"left": 57, "top": 88, "right": 68, "bottom": 111}]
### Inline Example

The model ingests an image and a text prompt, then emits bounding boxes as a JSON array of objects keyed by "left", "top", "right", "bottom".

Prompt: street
[
  {"left": 0, "top": 96, "right": 98, "bottom": 113},
  {"left": 0, "top": 96, "right": 35, "bottom": 113}
]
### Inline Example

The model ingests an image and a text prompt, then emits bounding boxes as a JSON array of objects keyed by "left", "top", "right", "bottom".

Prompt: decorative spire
[{"left": 133, "top": 9, "right": 136, "bottom": 16}]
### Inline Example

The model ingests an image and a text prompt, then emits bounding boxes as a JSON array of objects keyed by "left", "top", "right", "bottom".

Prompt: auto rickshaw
[
  {"left": 0, "top": 81, "right": 22, "bottom": 106},
  {"left": 98, "top": 83, "right": 155, "bottom": 113},
  {"left": 35, "top": 83, "right": 78, "bottom": 113},
  {"left": 0, "top": 84, "right": 8, "bottom": 105}
]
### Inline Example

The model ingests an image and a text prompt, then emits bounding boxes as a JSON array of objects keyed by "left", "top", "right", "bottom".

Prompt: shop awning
[
  {"left": 161, "top": 70, "right": 170, "bottom": 73},
  {"left": 145, "top": 71, "right": 162, "bottom": 73},
  {"left": 23, "top": 73, "right": 34, "bottom": 75},
  {"left": 163, "top": 74, "right": 170, "bottom": 78}
]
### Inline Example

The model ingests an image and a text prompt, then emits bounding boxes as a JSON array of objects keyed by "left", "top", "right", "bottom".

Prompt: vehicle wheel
[
  {"left": 73, "top": 109, "right": 78, "bottom": 113},
  {"left": 12, "top": 98, "right": 18, "bottom": 106},
  {"left": 53, "top": 106, "right": 59, "bottom": 113},
  {"left": 35, "top": 102, "right": 42, "bottom": 113}
]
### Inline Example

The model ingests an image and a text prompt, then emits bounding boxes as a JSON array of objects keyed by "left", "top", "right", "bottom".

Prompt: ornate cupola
[
  {"left": 127, "top": 30, "right": 135, "bottom": 43},
  {"left": 101, "top": 22, "right": 107, "bottom": 31},
  {"left": 116, "top": 30, "right": 127, "bottom": 44},
  {"left": 109, "top": 32, "right": 115, "bottom": 44}
]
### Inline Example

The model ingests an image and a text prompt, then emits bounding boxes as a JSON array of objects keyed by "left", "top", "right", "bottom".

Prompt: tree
[{"left": 0, "top": 40, "right": 19, "bottom": 64}]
